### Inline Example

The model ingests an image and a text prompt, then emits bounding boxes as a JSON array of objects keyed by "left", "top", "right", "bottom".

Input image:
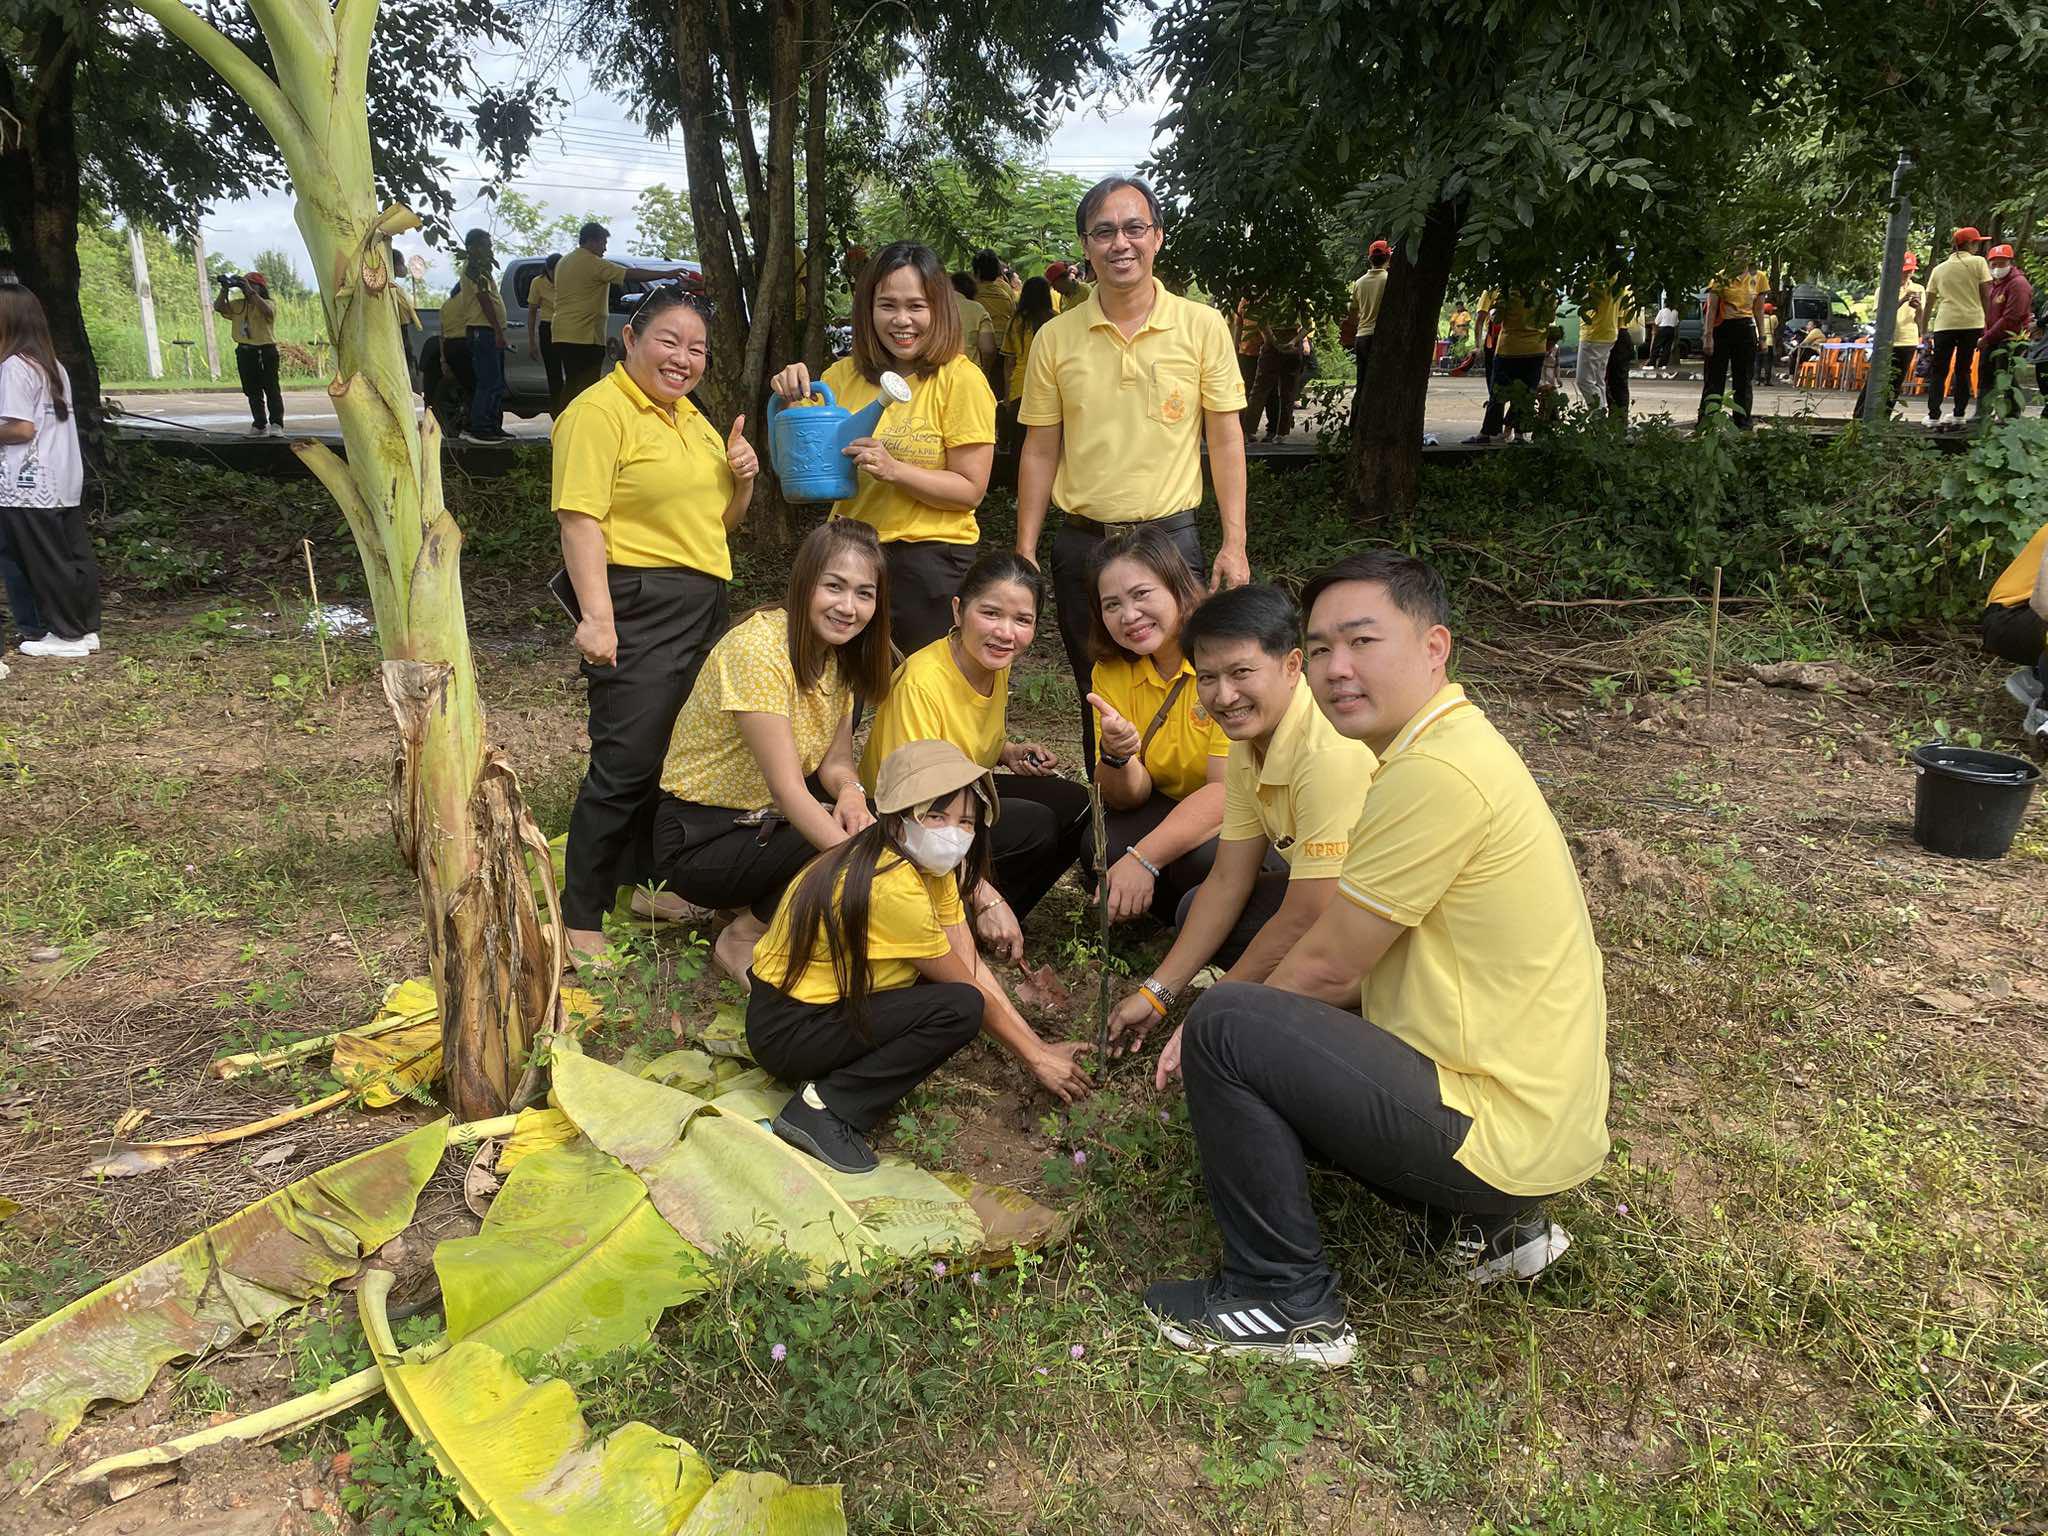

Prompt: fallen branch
[{"left": 1520, "top": 594, "right": 1770, "bottom": 609}]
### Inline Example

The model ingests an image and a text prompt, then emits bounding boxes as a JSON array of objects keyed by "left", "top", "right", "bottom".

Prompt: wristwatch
[
  {"left": 1140, "top": 977, "right": 1177, "bottom": 1013},
  {"left": 1098, "top": 749, "right": 1131, "bottom": 769}
]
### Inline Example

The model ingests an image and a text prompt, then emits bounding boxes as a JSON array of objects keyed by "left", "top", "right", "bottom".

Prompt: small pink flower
[
  {"left": 1072, "top": 1149, "right": 1087, "bottom": 1167},
  {"left": 1158, "top": 1109, "right": 1170, "bottom": 1123},
  {"left": 930, "top": 1260, "right": 947, "bottom": 1279},
  {"left": 1070, "top": 1344, "right": 1086, "bottom": 1360},
  {"left": 1033, "top": 1366, "right": 1048, "bottom": 1377},
  {"left": 1616, "top": 1202, "right": 1630, "bottom": 1217},
  {"left": 969, "top": 1271, "right": 986, "bottom": 1287},
  {"left": 770, "top": 1342, "right": 787, "bottom": 1363}
]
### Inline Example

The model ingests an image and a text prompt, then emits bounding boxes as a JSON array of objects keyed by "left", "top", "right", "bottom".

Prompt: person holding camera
[{"left": 213, "top": 271, "right": 283, "bottom": 436}]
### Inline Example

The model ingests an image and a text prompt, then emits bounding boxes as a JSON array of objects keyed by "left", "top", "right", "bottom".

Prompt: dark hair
[
  {"left": 972, "top": 249, "right": 1003, "bottom": 282},
  {"left": 956, "top": 549, "right": 1044, "bottom": 615},
  {"left": 851, "top": 242, "right": 961, "bottom": 383},
  {"left": 949, "top": 271, "right": 979, "bottom": 301},
  {"left": 1014, "top": 276, "right": 1055, "bottom": 334},
  {"left": 461, "top": 228, "right": 492, "bottom": 285},
  {"left": 0, "top": 285, "right": 71, "bottom": 422},
  {"left": 1298, "top": 551, "right": 1449, "bottom": 633},
  {"left": 774, "top": 797, "right": 994, "bottom": 1038},
  {"left": 1184, "top": 583, "right": 1299, "bottom": 664},
  {"left": 1076, "top": 175, "right": 1163, "bottom": 239},
  {"left": 1086, "top": 524, "right": 1207, "bottom": 664},
  {"left": 544, "top": 253, "right": 562, "bottom": 277},
  {"left": 785, "top": 519, "right": 894, "bottom": 701},
  {"left": 626, "top": 283, "right": 713, "bottom": 335},
  {"left": 579, "top": 222, "right": 608, "bottom": 245}
]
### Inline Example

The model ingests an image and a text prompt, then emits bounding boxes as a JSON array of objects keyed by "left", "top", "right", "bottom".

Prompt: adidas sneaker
[{"left": 1143, "top": 1277, "right": 1356, "bottom": 1369}]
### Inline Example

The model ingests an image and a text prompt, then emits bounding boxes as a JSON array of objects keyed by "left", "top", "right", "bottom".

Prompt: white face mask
[
  {"left": 1990, "top": 265, "right": 2011, "bottom": 279},
  {"left": 898, "top": 819, "right": 974, "bottom": 875}
]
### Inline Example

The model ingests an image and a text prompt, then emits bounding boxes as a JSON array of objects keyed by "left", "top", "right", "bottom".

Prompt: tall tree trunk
[
  {"left": 674, "top": 0, "right": 751, "bottom": 422},
  {"left": 712, "top": 0, "right": 768, "bottom": 258},
  {"left": 800, "top": 0, "right": 831, "bottom": 375},
  {"left": 736, "top": 0, "right": 802, "bottom": 548},
  {"left": 133, "top": 0, "right": 560, "bottom": 1121},
  {"left": 1346, "top": 198, "right": 1462, "bottom": 522},
  {"left": 0, "top": 21, "right": 105, "bottom": 446}
]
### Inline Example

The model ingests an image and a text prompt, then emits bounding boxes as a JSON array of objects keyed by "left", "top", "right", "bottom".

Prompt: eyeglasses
[{"left": 1084, "top": 219, "right": 1159, "bottom": 246}]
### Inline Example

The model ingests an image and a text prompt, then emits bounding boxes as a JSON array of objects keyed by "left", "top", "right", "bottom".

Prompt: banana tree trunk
[{"left": 130, "top": 0, "right": 561, "bottom": 1120}]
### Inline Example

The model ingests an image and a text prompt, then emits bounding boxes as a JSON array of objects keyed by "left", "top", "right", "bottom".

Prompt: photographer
[{"left": 213, "top": 271, "right": 283, "bottom": 436}]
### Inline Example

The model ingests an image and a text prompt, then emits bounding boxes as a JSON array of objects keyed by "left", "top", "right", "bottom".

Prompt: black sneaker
[
  {"left": 1443, "top": 1209, "right": 1573, "bottom": 1284},
  {"left": 1142, "top": 1277, "right": 1356, "bottom": 1369},
  {"left": 771, "top": 1084, "right": 877, "bottom": 1175}
]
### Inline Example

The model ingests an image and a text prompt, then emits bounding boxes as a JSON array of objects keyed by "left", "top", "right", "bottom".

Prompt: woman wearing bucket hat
[
  {"left": 748, "top": 739, "right": 1095, "bottom": 1174},
  {"left": 1855, "top": 251, "right": 1925, "bottom": 417},
  {"left": 1921, "top": 227, "right": 1992, "bottom": 428}
]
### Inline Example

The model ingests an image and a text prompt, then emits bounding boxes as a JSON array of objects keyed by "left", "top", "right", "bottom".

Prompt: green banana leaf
[
  {"left": 0, "top": 1119, "right": 448, "bottom": 1443},
  {"left": 436, "top": 1139, "right": 709, "bottom": 1360},
  {"left": 552, "top": 1052, "right": 982, "bottom": 1283}
]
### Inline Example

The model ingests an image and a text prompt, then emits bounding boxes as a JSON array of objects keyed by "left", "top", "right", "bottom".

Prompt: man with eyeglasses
[{"left": 1015, "top": 175, "right": 1250, "bottom": 767}]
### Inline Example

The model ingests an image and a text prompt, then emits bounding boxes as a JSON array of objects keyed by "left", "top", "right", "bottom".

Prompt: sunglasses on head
[{"left": 628, "top": 283, "right": 716, "bottom": 328}]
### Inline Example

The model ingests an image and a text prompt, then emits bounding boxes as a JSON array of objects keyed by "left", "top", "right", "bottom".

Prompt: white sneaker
[
  {"left": 246, "top": 424, "right": 268, "bottom": 437},
  {"left": 269, "top": 423, "right": 287, "bottom": 437},
  {"left": 79, "top": 632, "right": 101, "bottom": 653},
  {"left": 19, "top": 636, "right": 92, "bottom": 659},
  {"left": 2003, "top": 669, "right": 2043, "bottom": 709}
]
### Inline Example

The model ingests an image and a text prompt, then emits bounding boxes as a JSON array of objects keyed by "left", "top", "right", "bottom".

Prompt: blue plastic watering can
[{"left": 766, "top": 373, "right": 912, "bottom": 503}]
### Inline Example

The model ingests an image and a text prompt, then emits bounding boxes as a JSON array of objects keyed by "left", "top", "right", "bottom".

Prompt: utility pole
[
  {"left": 191, "top": 222, "right": 222, "bottom": 380},
  {"left": 127, "top": 225, "right": 165, "bottom": 379},
  {"left": 1861, "top": 149, "right": 1914, "bottom": 425}
]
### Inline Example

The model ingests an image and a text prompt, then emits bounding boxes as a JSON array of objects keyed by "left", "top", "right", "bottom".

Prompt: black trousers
[
  {"left": 0, "top": 506, "right": 46, "bottom": 643},
  {"left": 1050, "top": 512, "right": 1204, "bottom": 768},
  {"left": 0, "top": 506, "right": 100, "bottom": 641},
  {"left": 1479, "top": 353, "right": 1543, "bottom": 438},
  {"left": 440, "top": 343, "right": 476, "bottom": 436},
  {"left": 1173, "top": 868, "right": 1290, "bottom": 971},
  {"left": 1754, "top": 337, "right": 1775, "bottom": 386},
  {"left": 1248, "top": 348, "right": 1306, "bottom": 438},
  {"left": 652, "top": 792, "right": 823, "bottom": 923},
  {"left": 1854, "top": 346, "right": 1917, "bottom": 417},
  {"left": 1697, "top": 318, "right": 1756, "bottom": 428},
  {"left": 235, "top": 344, "right": 283, "bottom": 428},
  {"left": 537, "top": 322, "right": 563, "bottom": 417},
  {"left": 1649, "top": 326, "right": 1678, "bottom": 369},
  {"left": 1101, "top": 789, "right": 1225, "bottom": 922},
  {"left": 563, "top": 566, "right": 728, "bottom": 930},
  {"left": 1927, "top": 328, "right": 1981, "bottom": 420},
  {"left": 557, "top": 342, "right": 608, "bottom": 410},
  {"left": 1347, "top": 335, "right": 1375, "bottom": 438},
  {"left": 987, "top": 772, "right": 1091, "bottom": 917},
  {"left": 882, "top": 538, "right": 976, "bottom": 658},
  {"left": 1605, "top": 330, "right": 1634, "bottom": 419},
  {"left": 1982, "top": 603, "right": 2047, "bottom": 670},
  {"left": 745, "top": 974, "right": 984, "bottom": 1131},
  {"left": 1181, "top": 982, "right": 1528, "bottom": 1313}
]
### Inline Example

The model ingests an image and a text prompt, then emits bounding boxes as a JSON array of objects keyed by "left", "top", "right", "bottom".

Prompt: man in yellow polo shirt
[
  {"left": 1697, "top": 254, "right": 1766, "bottom": 429},
  {"left": 1471, "top": 286, "right": 1554, "bottom": 443},
  {"left": 1143, "top": 551, "right": 1609, "bottom": 1367},
  {"left": 213, "top": 271, "right": 283, "bottom": 435},
  {"left": 551, "top": 222, "right": 675, "bottom": 411},
  {"left": 1921, "top": 226, "right": 1993, "bottom": 428},
  {"left": 1015, "top": 174, "right": 1250, "bottom": 767},
  {"left": 1105, "top": 584, "right": 1375, "bottom": 1079}
]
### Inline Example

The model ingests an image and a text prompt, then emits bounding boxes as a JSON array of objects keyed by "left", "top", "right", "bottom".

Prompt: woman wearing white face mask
[{"left": 747, "top": 740, "right": 1094, "bottom": 1174}]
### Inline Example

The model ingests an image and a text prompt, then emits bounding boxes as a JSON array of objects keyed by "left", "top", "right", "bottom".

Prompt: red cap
[
  {"left": 1953, "top": 226, "right": 1985, "bottom": 248},
  {"left": 242, "top": 271, "right": 267, "bottom": 287},
  {"left": 1988, "top": 244, "right": 2015, "bottom": 261},
  {"left": 1368, "top": 239, "right": 1391, "bottom": 258},
  {"left": 1045, "top": 261, "right": 1071, "bottom": 282},
  {"left": 1763, "top": 303, "right": 1775, "bottom": 312},
  {"left": 1901, "top": 252, "right": 1918, "bottom": 272}
]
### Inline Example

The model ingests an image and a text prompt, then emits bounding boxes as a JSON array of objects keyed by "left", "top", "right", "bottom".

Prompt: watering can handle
[{"left": 766, "top": 378, "right": 837, "bottom": 428}]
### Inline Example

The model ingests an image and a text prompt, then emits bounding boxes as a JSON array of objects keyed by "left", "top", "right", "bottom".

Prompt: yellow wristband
[{"left": 1138, "top": 984, "right": 1168, "bottom": 1018}]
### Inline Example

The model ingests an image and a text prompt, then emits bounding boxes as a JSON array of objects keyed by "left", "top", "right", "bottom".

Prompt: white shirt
[
  {"left": 0, "top": 356, "right": 84, "bottom": 509},
  {"left": 1654, "top": 306, "right": 1680, "bottom": 328}
]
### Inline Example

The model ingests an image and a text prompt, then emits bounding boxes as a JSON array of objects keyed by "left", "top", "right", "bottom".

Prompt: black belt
[{"left": 1061, "top": 507, "right": 1199, "bottom": 540}]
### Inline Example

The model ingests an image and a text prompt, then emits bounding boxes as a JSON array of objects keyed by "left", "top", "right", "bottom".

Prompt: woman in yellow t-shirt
[
  {"left": 524, "top": 253, "right": 562, "bottom": 417},
  {"left": 652, "top": 520, "right": 896, "bottom": 985},
  {"left": 769, "top": 241, "right": 997, "bottom": 656},
  {"left": 749, "top": 741, "right": 1093, "bottom": 1173},
  {"left": 860, "top": 552, "right": 1090, "bottom": 962},
  {"left": 553, "top": 286, "right": 760, "bottom": 964},
  {"left": 1083, "top": 526, "right": 1230, "bottom": 925},
  {"left": 999, "top": 275, "right": 1057, "bottom": 454}
]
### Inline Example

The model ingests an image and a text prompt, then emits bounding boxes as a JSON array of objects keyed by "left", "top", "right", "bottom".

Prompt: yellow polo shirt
[
  {"left": 1337, "top": 684, "right": 1610, "bottom": 1197},
  {"left": 552, "top": 247, "right": 627, "bottom": 346},
  {"left": 977, "top": 279, "right": 1016, "bottom": 340},
  {"left": 454, "top": 272, "right": 501, "bottom": 331},
  {"left": 661, "top": 610, "right": 851, "bottom": 809},
  {"left": 1924, "top": 251, "right": 1992, "bottom": 332},
  {"left": 1019, "top": 279, "right": 1245, "bottom": 524},
  {"left": 551, "top": 367, "right": 734, "bottom": 577},
  {"left": 818, "top": 353, "right": 995, "bottom": 545},
  {"left": 1002, "top": 315, "right": 1043, "bottom": 403},
  {"left": 1218, "top": 679, "right": 1376, "bottom": 877},
  {"left": 1989, "top": 522, "right": 2048, "bottom": 608},
  {"left": 1090, "top": 649, "right": 1228, "bottom": 801},
  {"left": 955, "top": 294, "right": 994, "bottom": 353},
  {"left": 1706, "top": 271, "right": 1765, "bottom": 325},
  {"left": 754, "top": 855, "right": 962, "bottom": 1004},
  {"left": 861, "top": 636, "right": 1007, "bottom": 784},
  {"left": 1894, "top": 280, "right": 1927, "bottom": 349},
  {"left": 1494, "top": 291, "right": 1554, "bottom": 357},
  {"left": 1580, "top": 286, "right": 1622, "bottom": 344},
  {"left": 221, "top": 296, "right": 277, "bottom": 347},
  {"left": 438, "top": 285, "right": 477, "bottom": 336},
  {"left": 1349, "top": 269, "right": 1388, "bottom": 337},
  {"left": 527, "top": 273, "right": 555, "bottom": 325}
]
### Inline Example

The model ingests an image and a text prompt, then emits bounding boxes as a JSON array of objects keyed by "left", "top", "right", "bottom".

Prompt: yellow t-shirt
[
  {"left": 1018, "top": 280, "right": 1246, "bottom": 524},
  {"left": 661, "top": 610, "right": 851, "bottom": 809},
  {"left": 222, "top": 296, "right": 277, "bottom": 347},
  {"left": 552, "top": 247, "right": 627, "bottom": 346},
  {"left": 453, "top": 271, "right": 501, "bottom": 332},
  {"left": 754, "top": 855, "right": 962, "bottom": 1004},
  {"left": 1002, "top": 314, "right": 1042, "bottom": 403},
  {"left": 1218, "top": 678, "right": 1376, "bottom": 877},
  {"left": 1580, "top": 285, "right": 1622, "bottom": 345},
  {"left": 955, "top": 294, "right": 994, "bottom": 353},
  {"left": 861, "top": 636, "right": 1007, "bottom": 784},
  {"left": 1336, "top": 685, "right": 1610, "bottom": 1197},
  {"left": 1924, "top": 251, "right": 1992, "bottom": 332},
  {"left": 817, "top": 354, "right": 995, "bottom": 545},
  {"left": 1706, "top": 271, "right": 1765, "bottom": 325},
  {"left": 438, "top": 285, "right": 477, "bottom": 336},
  {"left": 1893, "top": 280, "right": 1927, "bottom": 349},
  {"left": 1349, "top": 269, "right": 1389, "bottom": 337},
  {"left": 977, "top": 279, "right": 1016, "bottom": 341},
  {"left": 1090, "top": 649, "right": 1228, "bottom": 802},
  {"left": 550, "top": 366, "right": 735, "bottom": 577},
  {"left": 1989, "top": 521, "right": 2048, "bottom": 608},
  {"left": 1494, "top": 291, "right": 1554, "bottom": 357},
  {"left": 527, "top": 273, "right": 556, "bottom": 325}
]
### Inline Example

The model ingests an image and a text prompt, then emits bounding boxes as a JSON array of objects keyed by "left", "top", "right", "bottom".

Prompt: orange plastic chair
[{"left": 1797, "top": 357, "right": 1820, "bottom": 388}]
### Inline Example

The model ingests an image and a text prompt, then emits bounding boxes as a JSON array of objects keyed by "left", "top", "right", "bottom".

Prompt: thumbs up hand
[
  {"left": 726, "top": 414, "right": 758, "bottom": 481},
  {"left": 1086, "top": 692, "right": 1142, "bottom": 761}
]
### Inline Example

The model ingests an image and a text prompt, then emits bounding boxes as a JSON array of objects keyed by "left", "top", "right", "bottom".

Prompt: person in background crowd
[
  {"left": 1792, "top": 320, "right": 1828, "bottom": 377},
  {"left": 1604, "top": 290, "right": 1638, "bottom": 420},
  {"left": 1472, "top": 289, "right": 1499, "bottom": 385},
  {"left": 771, "top": 242, "right": 996, "bottom": 657},
  {"left": 553, "top": 286, "right": 757, "bottom": 961},
  {"left": 526, "top": 252, "right": 564, "bottom": 417},
  {"left": 1756, "top": 303, "right": 1779, "bottom": 386},
  {"left": 1046, "top": 260, "right": 1092, "bottom": 310},
  {"left": 1232, "top": 296, "right": 1263, "bottom": 405},
  {"left": 1449, "top": 301, "right": 1473, "bottom": 355},
  {"left": 456, "top": 228, "right": 511, "bottom": 444},
  {"left": 1979, "top": 244, "right": 2034, "bottom": 420},
  {"left": 972, "top": 251, "right": 1016, "bottom": 397},
  {"left": 213, "top": 270, "right": 283, "bottom": 437},
  {"left": 1469, "top": 288, "right": 1553, "bottom": 444},
  {"left": 1855, "top": 253, "right": 1924, "bottom": 417},
  {"left": 1650, "top": 298, "right": 1680, "bottom": 375},
  {"left": 1983, "top": 517, "right": 2048, "bottom": 739},
  {"left": 552, "top": 223, "right": 675, "bottom": 409},
  {"left": 950, "top": 272, "right": 999, "bottom": 383},
  {"left": 1000, "top": 276, "right": 1058, "bottom": 455},
  {"left": 1015, "top": 174, "right": 1250, "bottom": 767},
  {"left": 0, "top": 284, "right": 98, "bottom": 660},
  {"left": 1922, "top": 226, "right": 1992, "bottom": 430},
  {"left": 435, "top": 277, "right": 477, "bottom": 434},
  {"left": 1346, "top": 240, "right": 1391, "bottom": 436},
  {"left": 1575, "top": 277, "right": 1622, "bottom": 415},
  {"left": 1249, "top": 307, "right": 1312, "bottom": 444},
  {"left": 748, "top": 739, "right": 1093, "bottom": 1176},
  {"left": 1698, "top": 254, "right": 1766, "bottom": 429}
]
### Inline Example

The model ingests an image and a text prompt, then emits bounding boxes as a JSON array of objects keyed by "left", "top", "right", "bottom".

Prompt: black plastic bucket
[{"left": 1909, "top": 744, "right": 2040, "bottom": 859}]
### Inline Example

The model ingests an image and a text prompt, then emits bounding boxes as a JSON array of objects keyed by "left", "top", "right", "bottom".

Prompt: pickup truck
[{"left": 415, "top": 255, "right": 705, "bottom": 421}]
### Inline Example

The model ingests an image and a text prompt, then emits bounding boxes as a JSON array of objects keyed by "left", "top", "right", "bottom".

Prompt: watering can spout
[{"left": 766, "top": 371, "right": 914, "bottom": 504}]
